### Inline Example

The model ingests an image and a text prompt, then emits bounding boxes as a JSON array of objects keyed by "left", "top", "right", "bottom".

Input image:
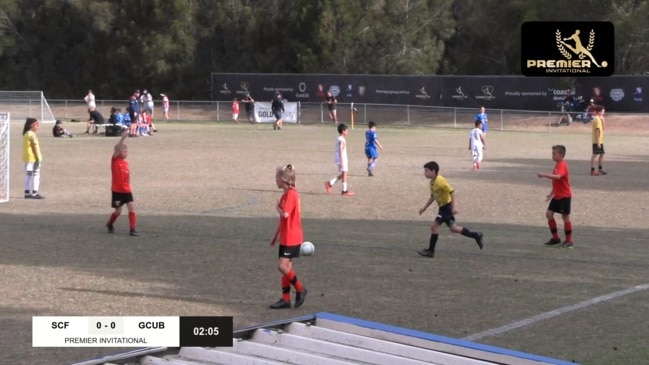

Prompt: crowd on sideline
[{"left": 80, "top": 89, "right": 168, "bottom": 137}]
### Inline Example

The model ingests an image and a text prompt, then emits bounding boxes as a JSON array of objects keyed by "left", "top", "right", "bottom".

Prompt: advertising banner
[
  {"left": 212, "top": 73, "right": 649, "bottom": 112},
  {"left": 254, "top": 102, "right": 299, "bottom": 123}
]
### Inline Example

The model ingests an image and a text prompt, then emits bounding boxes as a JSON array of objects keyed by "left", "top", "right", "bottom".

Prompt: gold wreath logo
[{"left": 555, "top": 28, "right": 606, "bottom": 67}]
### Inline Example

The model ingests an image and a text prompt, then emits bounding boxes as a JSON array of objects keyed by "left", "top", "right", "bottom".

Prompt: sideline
[{"left": 464, "top": 283, "right": 649, "bottom": 341}]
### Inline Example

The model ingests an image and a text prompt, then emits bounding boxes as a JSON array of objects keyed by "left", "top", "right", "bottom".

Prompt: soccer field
[{"left": 1, "top": 121, "right": 648, "bottom": 364}]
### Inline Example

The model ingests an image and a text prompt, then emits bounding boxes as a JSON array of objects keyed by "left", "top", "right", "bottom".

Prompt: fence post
[
  {"left": 500, "top": 109, "right": 504, "bottom": 131},
  {"left": 407, "top": 105, "right": 410, "bottom": 126},
  {"left": 176, "top": 101, "right": 180, "bottom": 121},
  {"left": 453, "top": 108, "right": 457, "bottom": 129},
  {"left": 548, "top": 112, "right": 552, "bottom": 134}
]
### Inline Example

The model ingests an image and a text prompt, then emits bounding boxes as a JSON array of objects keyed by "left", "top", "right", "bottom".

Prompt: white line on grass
[{"left": 464, "top": 284, "right": 649, "bottom": 341}]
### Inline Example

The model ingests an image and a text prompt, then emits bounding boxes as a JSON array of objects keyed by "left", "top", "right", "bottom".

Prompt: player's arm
[
  {"left": 270, "top": 225, "right": 280, "bottom": 246},
  {"left": 449, "top": 191, "right": 458, "bottom": 214},
  {"left": 339, "top": 139, "right": 346, "bottom": 156},
  {"left": 419, "top": 196, "right": 435, "bottom": 215},
  {"left": 480, "top": 131, "right": 486, "bottom": 147},
  {"left": 537, "top": 172, "right": 561, "bottom": 180},
  {"left": 468, "top": 136, "right": 472, "bottom": 151},
  {"left": 30, "top": 135, "right": 41, "bottom": 161},
  {"left": 112, "top": 131, "right": 128, "bottom": 158},
  {"left": 375, "top": 137, "right": 383, "bottom": 150},
  {"left": 596, "top": 127, "right": 602, "bottom": 145}
]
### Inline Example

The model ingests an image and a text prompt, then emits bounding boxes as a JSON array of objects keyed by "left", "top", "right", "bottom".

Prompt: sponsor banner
[
  {"left": 212, "top": 73, "right": 442, "bottom": 106},
  {"left": 254, "top": 102, "right": 299, "bottom": 123},
  {"left": 574, "top": 77, "right": 649, "bottom": 112},
  {"left": 212, "top": 73, "right": 649, "bottom": 112},
  {"left": 440, "top": 76, "right": 564, "bottom": 110}
]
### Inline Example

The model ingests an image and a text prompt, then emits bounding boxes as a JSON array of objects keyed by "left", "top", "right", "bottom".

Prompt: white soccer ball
[{"left": 301, "top": 241, "right": 315, "bottom": 256}]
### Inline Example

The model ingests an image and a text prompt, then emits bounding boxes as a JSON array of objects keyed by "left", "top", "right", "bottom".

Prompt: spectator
[
  {"left": 86, "top": 107, "right": 106, "bottom": 134},
  {"left": 161, "top": 93, "right": 170, "bottom": 121},
  {"left": 52, "top": 120, "right": 74, "bottom": 138},
  {"left": 241, "top": 93, "right": 255, "bottom": 123}
]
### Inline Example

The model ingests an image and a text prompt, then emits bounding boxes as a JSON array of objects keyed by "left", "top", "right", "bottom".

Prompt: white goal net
[
  {"left": 0, "top": 91, "right": 56, "bottom": 124},
  {"left": 0, "top": 112, "right": 9, "bottom": 203}
]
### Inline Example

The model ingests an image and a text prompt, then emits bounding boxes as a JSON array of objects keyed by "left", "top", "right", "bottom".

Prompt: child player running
[
  {"left": 325, "top": 123, "right": 354, "bottom": 196},
  {"left": 537, "top": 145, "right": 573, "bottom": 248},
  {"left": 417, "top": 161, "right": 484, "bottom": 257},
  {"left": 269, "top": 164, "right": 308, "bottom": 309},
  {"left": 364, "top": 121, "right": 384, "bottom": 176},
  {"left": 106, "top": 130, "right": 139, "bottom": 236},
  {"left": 469, "top": 120, "right": 486, "bottom": 170}
]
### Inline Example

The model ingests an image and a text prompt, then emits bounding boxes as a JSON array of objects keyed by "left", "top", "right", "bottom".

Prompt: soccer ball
[{"left": 301, "top": 241, "right": 315, "bottom": 256}]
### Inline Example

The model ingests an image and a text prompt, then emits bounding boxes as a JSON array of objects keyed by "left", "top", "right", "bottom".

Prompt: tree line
[{"left": 0, "top": 0, "right": 646, "bottom": 100}]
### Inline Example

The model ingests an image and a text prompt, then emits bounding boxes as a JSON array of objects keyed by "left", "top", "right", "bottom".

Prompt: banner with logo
[
  {"left": 254, "top": 102, "right": 299, "bottom": 123},
  {"left": 213, "top": 73, "right": 649, "bottom": 112}
]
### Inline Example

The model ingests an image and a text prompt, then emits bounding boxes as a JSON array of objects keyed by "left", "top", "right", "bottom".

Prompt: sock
[
  {"left": 428, "top": 234, "right": 438, "bottom": 252},
  {"left": 285, "top": 270, "right": 304, "bottom": 292},
  {"left": 25, "top": 173, "right": 33, "bottom": 192},
  {"left": 591, "top": 167, "right": 595, "bottom": 172},
  {"left": 128, "top": 212, "right": 137, "bottom": 230},
  {"left": 564, "top": 221, "right": 573, "bottom": 242},
  {"left": 598, "top": 165, "right": 603, "bottom": 171},
  {"left": 548, "top": 219, "right": 559, "bottom": 240},
  {"left": 24, "top": 189, "right": 31, "bottom": 195},
  {"left": 342, "top": 182, "right": 348, "bottom": 192},
  {"left": 461, "top": 227, "right": 478, "bottom": 239},
  {"left": 329, "top": 178, "right": 337, "bottom": 186},
  {"left": 32, "top": 171, "right": 40, "bottom": 192},
  {"left": 281, "top": 275, "right": 291, "bottom": 302},
  {"left": 108, "top": 212, "right": 119, "bottom": 225},
  {"left": 370, "top": 162, "right": 376, "bottom": 170}
]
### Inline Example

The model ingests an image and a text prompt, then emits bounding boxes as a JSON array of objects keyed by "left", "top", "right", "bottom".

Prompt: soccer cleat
[
  {"left": 560, "top": 241, "right": 574, "bottom": 249},
  {"left": 129, "top": 230, "right": 139, "bottom": 237},
  {"left": 475, "top": 232, "right": 484, "bottom": 250},
  {"left": 476, "top": 162, "right": 481, "bottom": 169},
  {"left": 106, "top": 223, "right": 114, "bottom": 234},
  {"left": 341, "top": 191, "right": 355, "bottom": 196},
  {"left": 417, "top": 249, "right": 435, "bottom": 258},
  {"left": 273, "top": 124, "right": 277, "bottom": 130},
  {"left": 598, "top": 170, "right": 607, "bottom": 175},
  {"left": 472, "top": 163, "right": 477, "bottom": 170},
  {"left": 324, "top": 182, "right": 332, "bottom": 194},
  {"left": 544, "top": 238, "right": 562, "bottom": 246},
  {"left": 294, "top": 288, "right": 308, "bottom": 309},
  {"left": 269, "top": 299, "right": 291, "bottom": 309},
  {"left": 367, "top": 167, "right": 374, "bottom": 176},
  {"left": 24, "top": 194, "right": 32, "bottom": 199},
  {"left": 30, "top": 194, "right": 45, "bottom": 199},
  {"left": 590, "top": 170, "right": 600, "bottom": 176}
]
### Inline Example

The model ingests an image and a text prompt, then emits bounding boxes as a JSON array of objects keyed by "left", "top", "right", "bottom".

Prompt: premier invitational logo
[
  {"left": 476, "top": 85, "right": 495, "bottom": 101},
  {"left": 522, "top": 22, "right": 614, "bottom": 77},
  {"left": 415, "top": 86, "right": 431, "bottom": 99}
]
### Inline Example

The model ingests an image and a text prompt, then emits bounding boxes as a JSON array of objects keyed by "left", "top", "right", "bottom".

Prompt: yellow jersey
[
  {"left": 591, "top": 116, "right": 604, "bottom": 144},
  {"left": 430, "top": 175, "right": 453, "bottom": 206},
  {"left": 22, "top": 131, "right": 42, "bottom": 163}
]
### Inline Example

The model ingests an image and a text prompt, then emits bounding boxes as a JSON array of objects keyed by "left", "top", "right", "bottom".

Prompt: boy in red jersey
[
  {"left": 269, "top": 164, "right": 307, "bottom": 309},
  {"left": 232, "top": 97, "right": 240, "bottom": 124},
  {"left": 106, "top": 130, "right": 138, "bottom": 236},
  {"left": 537, "top": 145, "right": 573, "bottom": 248}
]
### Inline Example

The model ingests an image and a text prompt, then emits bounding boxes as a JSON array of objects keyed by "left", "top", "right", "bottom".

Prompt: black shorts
[
  {"left": 592, "top": 143, "right": 605, "bottom": 154},
  {"left": 434, "top": 204, "right": 456, "bottom": 227},
  {"left": 278, "top": 244, "right": 301, "bottom": 259},
  {"left": 548, "top": 197, "right": 571, "bottom": 215},
  {"left": 111, "top": 192, "right": 134, "bottom": 208}
]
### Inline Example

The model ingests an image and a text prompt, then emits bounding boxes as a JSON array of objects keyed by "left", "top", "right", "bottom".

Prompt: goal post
[
  {"left": 0, "top": 91, "right": 56, "bottom": 124},
  {"left": 0, "top": 112, "right": 10, "bottom": 203}
]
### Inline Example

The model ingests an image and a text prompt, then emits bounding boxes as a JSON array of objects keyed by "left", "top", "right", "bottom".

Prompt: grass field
[{"left": 1, "top": 120, "right": 648, "bottom": 364}]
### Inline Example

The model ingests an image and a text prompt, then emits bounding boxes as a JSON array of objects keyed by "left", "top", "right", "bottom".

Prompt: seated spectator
[
  {"left": 52, "top": 120, "right": 74, "bottom": 138},
  {"left": 86, "top": 107, "right": 106, "bottom": 134}
]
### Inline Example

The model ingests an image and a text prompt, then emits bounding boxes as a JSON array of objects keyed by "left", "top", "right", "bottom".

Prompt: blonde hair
[{"left": 276, "top": 164, "right": 296, "bottom": 187}]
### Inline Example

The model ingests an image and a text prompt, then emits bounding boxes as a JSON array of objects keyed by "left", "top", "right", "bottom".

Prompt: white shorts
[
  {"left": 25, "top": 162, "right": 41, "bottom": 172},
  {"left": 337, "top": 162, "right": 348, "bottom": 173},
  {"left": 233, "top": 113, "right": 239, "bottom": 120}
]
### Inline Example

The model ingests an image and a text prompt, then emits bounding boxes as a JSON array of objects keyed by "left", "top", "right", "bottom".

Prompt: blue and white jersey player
[{"left": 364, "top": 121, "right": 384, "bottom": 176}]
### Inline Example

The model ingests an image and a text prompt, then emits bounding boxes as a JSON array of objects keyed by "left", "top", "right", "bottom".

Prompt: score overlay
[{"left": 33, "top": 316, "right": 233, "bottom": 347}]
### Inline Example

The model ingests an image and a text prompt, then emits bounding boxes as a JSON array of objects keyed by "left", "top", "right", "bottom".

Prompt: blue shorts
[
  {"left": 273, "top": 111, "right": 283, "bottom": 120},
  {"left": 365, "top": 147, "right": 378, "bottom": 159}
]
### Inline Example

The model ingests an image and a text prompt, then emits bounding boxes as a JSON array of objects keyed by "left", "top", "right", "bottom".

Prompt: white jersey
[
  {"left": 84, "top": 93, "right": 96, "bottom": 108},
  {"left": 335, "top": 136, "right": 347, "bottom": 166},
  {"left": 469, "top": 128, "right": 484, "bottom": 150}
]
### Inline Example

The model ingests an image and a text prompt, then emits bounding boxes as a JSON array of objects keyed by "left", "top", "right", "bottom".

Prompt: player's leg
[
  {"left": 598, "top": 148, "right": 606, "bottom": 174},
  {"left": 560, "top": 213, "right": 573, "bottom": 247},
  {"left": 29, "top": 162, "right": 43, "bottom": 199},
  {"left": 476, "top": 147, "right": 483, "bottom": 169},
  {"left": 417, "top": 220, "right": 442, "bottom": 257},
  {"left": 449, "top": 221, "right": 483, "bottom": 249},
  {"left": 340, "top": 167, "right": 353, "bottom": 196},
  {"left": 24, "top": 163, "right": 33, "bottom": 198},
  {"left": 332, "top": 109, "right": 338, "bottom": 123},
  {"left": 107, "top": 200, "right": 123, "bottom": 234},
  {"left": 544, "top": 204, "right": 562, "bottom": 245},
  {"left": 125, "top": 201, "right": 138, "bottom": 236}
]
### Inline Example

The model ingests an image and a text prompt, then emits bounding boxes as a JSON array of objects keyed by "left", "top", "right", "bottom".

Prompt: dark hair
[
  {"left": 368, "top": 121, "right": 376, "bottom": 129},
  {"left": 475, "top": 120, "right": 482, "bottom": 127},
  {"left": 423, "top": 161, "right": 439, "bottom": 174},
  {"left": 337, "top": 123, "right": 348, "bottom": 134},
  {"left": 552, "top": 145, "right": 567, "bottom": 157},
  {"left": 22, "top": 117, "right": 38, "bottom": 135}
]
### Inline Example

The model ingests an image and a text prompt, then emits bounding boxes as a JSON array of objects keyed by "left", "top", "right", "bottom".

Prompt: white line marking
[{"left": 464, "top": 284, "right": 649, "bottom": 341}]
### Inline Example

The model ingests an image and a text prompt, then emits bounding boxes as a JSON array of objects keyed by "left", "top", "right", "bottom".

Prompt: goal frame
[
  {"left": 0, "top": 112, "right": 10, "bottom": 203},
  {"left": 0, "top": 91, "right": 56, "bottom": 124}
]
